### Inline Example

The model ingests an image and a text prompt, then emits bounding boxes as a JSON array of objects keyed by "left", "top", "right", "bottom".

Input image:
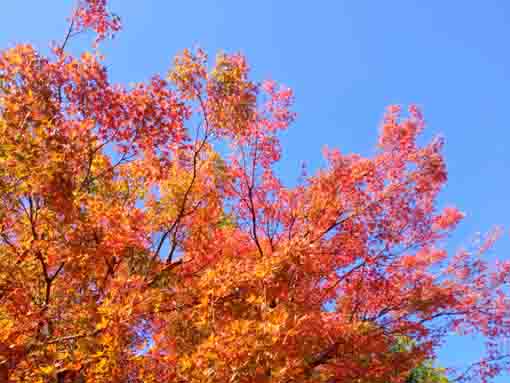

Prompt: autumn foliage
[{"left": 0, "top": 1, "right": 509, "bottom": 382}]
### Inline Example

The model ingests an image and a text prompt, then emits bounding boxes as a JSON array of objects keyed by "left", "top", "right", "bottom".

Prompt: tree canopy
[{"left": 0, "top": 1, "right": 508, "bottom": 382}]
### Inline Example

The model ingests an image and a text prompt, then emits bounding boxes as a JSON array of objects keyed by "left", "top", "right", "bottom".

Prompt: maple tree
[{"left": 0, "top": 1, "right": 509, "bottom": 382}]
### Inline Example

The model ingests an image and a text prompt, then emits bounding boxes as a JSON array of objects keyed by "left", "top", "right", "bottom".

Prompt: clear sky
[{"left": 1, "top": 1, "right": 509, "bottom": 380}]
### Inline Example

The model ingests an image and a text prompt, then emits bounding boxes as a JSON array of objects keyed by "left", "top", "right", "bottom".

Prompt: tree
[
  {"left": 0, "top": 1, "right": 508, "bottom": 382},
  {"left": 390, "top": 337, "right": 449, "bottom": 383},
  {"left": 406, "top": 362, "right": 448, "bottom": 383}
]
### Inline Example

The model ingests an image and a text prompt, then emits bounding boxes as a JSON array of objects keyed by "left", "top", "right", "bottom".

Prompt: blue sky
[{"left": 1, "top": 1, "right": 509, "bottom": 380}]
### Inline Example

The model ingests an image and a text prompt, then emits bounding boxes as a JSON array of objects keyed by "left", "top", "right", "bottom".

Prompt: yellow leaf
[
  {"left": 205, "top": 351, "right": 217, "bottom": 360},
  {"left": 56, "top": 352, "right": 68, "bottom": 360},
  {"left": 180, "top": 356, "right": 192, "bottom": 370},
  {"left": 40, "top": 365, "right": 55, "bottom": 375},
  {"left": 255, "top": 267, "right": 266, "bottom": 278},
  {"left": 96, "top": 316, "right": 108, "bottom": 330},
  {"left": 47, "top": 344, "right": 57, "bottom": 353},
  {"left": 96, "top": 358, "right": 109, "bottom": 372}
]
